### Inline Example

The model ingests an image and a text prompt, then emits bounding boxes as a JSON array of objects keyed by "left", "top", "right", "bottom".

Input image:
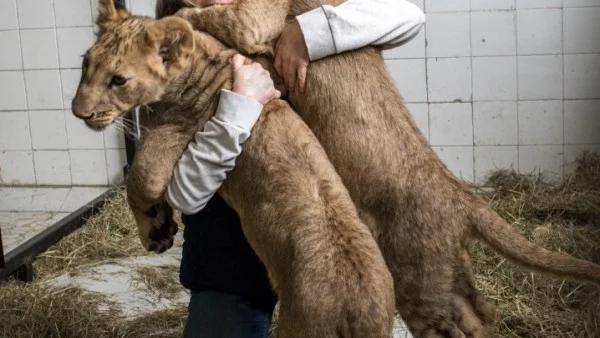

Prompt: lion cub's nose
[{"left": 71, "top": 97, "right": 94, "bottom": 120}]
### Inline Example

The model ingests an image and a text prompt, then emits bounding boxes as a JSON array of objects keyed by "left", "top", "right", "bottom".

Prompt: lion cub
[
  {"left": 170, "top": 0, "right": 600, "bottom": 337},
  {"left": 71, "top": 1, "right": 394, "bottom": 337}
]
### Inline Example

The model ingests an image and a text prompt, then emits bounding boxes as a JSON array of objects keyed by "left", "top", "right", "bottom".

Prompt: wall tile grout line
[
  {"left": 51, "top": 0, "right": 73, "bottom": 186},
  {"left": 13, "top": 0, "right": 37, "bottom": 186}
]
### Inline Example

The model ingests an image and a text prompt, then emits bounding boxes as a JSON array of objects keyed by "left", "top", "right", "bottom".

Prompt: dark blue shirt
[{"left": 179, "top": 193, "right": 277, "bottom": 312}]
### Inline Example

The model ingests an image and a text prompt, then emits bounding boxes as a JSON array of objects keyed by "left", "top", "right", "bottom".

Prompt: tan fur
[
  {"left": 72, "top": 1, "right": 395, "bottom": 337},
  {"left": 164, "top": 0, "right": 600, "bottom": 337}
]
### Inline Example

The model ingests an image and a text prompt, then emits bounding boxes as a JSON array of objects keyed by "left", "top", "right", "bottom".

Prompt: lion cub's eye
[{"left": 110, "top": 74, "right": 128, "bottom": 87}]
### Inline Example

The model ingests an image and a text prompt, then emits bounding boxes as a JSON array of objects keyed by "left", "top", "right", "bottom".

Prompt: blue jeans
[{"left": 183, "top": 290, "right": 274, "bottom": 338}]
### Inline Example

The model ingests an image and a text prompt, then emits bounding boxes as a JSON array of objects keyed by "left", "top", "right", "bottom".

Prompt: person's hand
[
  {"left": 274, "top": 19, "right": 309, "bottom": 93},
  {"left": 190, "top": 0, "right": 233, "bottom": 7},
  {"left": 231, "top": 54, "right": 281, "bottom": 105}
]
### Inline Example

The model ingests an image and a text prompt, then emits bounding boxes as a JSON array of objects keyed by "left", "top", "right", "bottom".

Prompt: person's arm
[
  {"left": 166, "top": 55, "right": 280, "bottom": 215},
  {"left": 298, "top": 0, "right": 425, "bottom": 61},
  {"left": 166, "top": 90, "right": 261, "bottom": 215},
  {"left": 275, "top": 0, "right": 425, "bottom": 91}
]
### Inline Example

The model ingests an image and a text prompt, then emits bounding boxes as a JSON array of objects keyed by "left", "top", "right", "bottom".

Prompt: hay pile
[
  {"left": 1, "top": 153, "right": 599, "bottom": 338},
  {"left": 34, "top": 190, "right": 149, "bottom": 280},
  {"left": 0, "top": 282, "right": 186, "bottom": 338},
  {"left": 0, "top": 190, "right": 187, "bottom": 338},
  {"left": 473, "top": 151, "right": 600, "bottom": 338}
]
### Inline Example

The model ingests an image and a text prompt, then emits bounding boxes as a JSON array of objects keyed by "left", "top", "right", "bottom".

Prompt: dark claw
[
  {"left": 167, "top": 237, "right": 174, "bottom": 249},
  {"left": 148, "top": 242, "right": 157, "bottom": 252},
  {"left": 156, "top": 243, "right": 167, "bottom": 254}
]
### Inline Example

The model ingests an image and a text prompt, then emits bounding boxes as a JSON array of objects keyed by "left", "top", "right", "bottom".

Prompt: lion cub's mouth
[{"left": 85, "top": 111, "right": 121, "bottom": 131}]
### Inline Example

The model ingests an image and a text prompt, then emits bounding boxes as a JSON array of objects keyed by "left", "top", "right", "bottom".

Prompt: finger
[
  {"left": 274, "top": 90, "right": 281, "bottom": 99},
  {"left": 231, "top": 54, "right": 245, "bottom": 70},
  {"left": 297, "top": 64, "right": 308, "bottom": 93},
  {"left": 284, "top": 62, "right": 297, "bottom": 93},
  {"left": 274, "top": 47, "right": 283, "bottom": 76}
]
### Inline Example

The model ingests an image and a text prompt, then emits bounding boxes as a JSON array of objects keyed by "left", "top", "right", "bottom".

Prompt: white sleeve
[
  {"left": 296, "top": 0, "right": 425, "bottom": 61},
  {"left": 165, "top": 89, "right": 262, "bottom": 215}
]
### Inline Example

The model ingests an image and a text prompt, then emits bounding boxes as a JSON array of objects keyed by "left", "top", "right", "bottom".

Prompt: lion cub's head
[{"left": 71, "top": 0, "right": 195, "bottom": 130}]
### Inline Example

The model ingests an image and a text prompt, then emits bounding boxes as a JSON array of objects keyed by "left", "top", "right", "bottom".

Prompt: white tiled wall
[
  {"left": 385, "top": 0, "right": 600, "bottom": 181},
  {"left": 1, "top": 0, "right": 599, "bottom": 185},
  {"left": 0, "top": 0, "right": 127, "bottom": 186}
]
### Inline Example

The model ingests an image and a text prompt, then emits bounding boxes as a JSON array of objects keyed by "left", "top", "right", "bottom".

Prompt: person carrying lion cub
[{"left": 154, "top": 0, "right": 425, "bottom": 337}]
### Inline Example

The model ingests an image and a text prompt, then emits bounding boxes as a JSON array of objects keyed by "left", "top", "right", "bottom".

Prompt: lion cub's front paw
[{"left": 138, "top": 202, "right": 178, "bottom": 254}]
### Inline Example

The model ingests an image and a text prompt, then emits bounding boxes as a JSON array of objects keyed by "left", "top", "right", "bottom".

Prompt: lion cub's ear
[
  {"left": 146, "top": 17, "right": 196, "bottom": 67},
  {"left": 96, "top": 0, "right": 129, "bottom": 35}
]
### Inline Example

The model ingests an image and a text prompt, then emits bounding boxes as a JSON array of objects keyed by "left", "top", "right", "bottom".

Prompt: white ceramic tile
[
  {"left": 60, "top": 68, "right": 81, "bottom": 108},
  {"left": 405, "top": 103, "right": 429, "bottom": 141},
  {"left": 0, "top": 0, "right": 18, "bottom": 30},
  {"left": 564, "top": 54, "right": 600, "bottom": 99},
  {"left": 33, "top": 151, "right": 71, "bottom": 185},
  {"left": 516, "top": 0, "right": 563, "bottom": 9},
  {"left": 471, "top": 0, "right": 516, "bottom": 10},
  {"left": 129, "top": 0, "right": 156, "bottom": 16},
  {"left": 0, "top": 187, "right": 70, "bottom": 211},
  {"left": 20, "top": 29, "right": 59, "bottom": 70},
  {"left": 0, "top": 151, "right": 36, "bottom": 185},
  {"left": 65, "top": 110, "right": 105, "bottom": 149},
  {"left": 0, "top": 71, "right": 27, "bottom": 110},
  {"left": 564, "top": 100, "right": 600, "bottom": 144},
  {"left": 518, "top": 100, "right": 563, "bottom": 144},
  {"left": 61, "top": 187, "right": 109, "bottom": 211},
  {"left": 473, "top": 101, "right": 518, "bottom": 145},
  {"left": 474, "top": 146, "right": 518, "bottom": 181},
  {"left": 385, "top": 59, "right": 428, "bottom": 102},
  {"left": 564, "top": 144, "right": 600, "bottom": 173},
  {"left": 427, "top": 57, "right": 472, "bottom": 102},
  {"left": 29, "top": 110, "right": 68, "bottom": 150},
  {"left": 383, "top": 29, "right": 426, "bottom": 59},
  {"left": 563, "top": 0, "right": 599, "bottom": 6},
  {"left": 472, "top": 56, "right": 517, "bottom": 101},
  {"left": 0, "top": 111, "right": 31, "bottom": 150},
  {"left": 104, "top": 124, "right": 126, "bottom": 149},
  {"left": 57, "top": 27, "right": 95, "bottom": 68},
  {"left": 16, "top": 0, "right": 54, "bottom": 29},
  {"left": 564, "top": 7, "right": 600, "bottom": 54},
  {"left": 426, "top": 0, "right": 470, "bottom": 11},
  {"left": 519, "top": 145, "right": 564, "bottom": 177},
  {"left": 471, "top": 11, "right": 516, "bottom": 56},
  {"left": 518, "top": 55, "right": 563, "bottom": 100},
  {"left": 425, "top": 12, "right": 471, "bottom": 57},
  {"left": 69, "top": 149, "right": 108, "bottom": 185},
  {"left": 0, "top": 31, "right": 22, "bottom": 70},
  {"left": 106, "top": 149, "right": 126, "bottom": 185},
  {"left": 54, "top": 0, "right": 93, "bottom": 27},
  {"left": 429, "top": 103, "right": 473, "bottom": 146},
  {"left": 24, "top": 70, "right": 63, "bottom": 110},
  {"left": 0, "top": 211, "right": 69, "bottom": 252},
  {"left": 432, "top": 146, "right": 474, "bottom": 181},
  {"left": 517, "top": 9, "right": 562, "bottom": 55}
]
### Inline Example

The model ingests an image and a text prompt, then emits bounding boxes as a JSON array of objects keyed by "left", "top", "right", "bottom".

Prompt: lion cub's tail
[{"left": 472, "top": 207, "right": 600, "bottom": 285}]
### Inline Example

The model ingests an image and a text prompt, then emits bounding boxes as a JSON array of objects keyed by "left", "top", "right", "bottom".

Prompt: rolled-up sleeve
[
  {"left": 166, "top": 90, "right": 263, "bottom": 215},
  {"left": 296, "top": 0, "right": 426, "bottom": 61}
]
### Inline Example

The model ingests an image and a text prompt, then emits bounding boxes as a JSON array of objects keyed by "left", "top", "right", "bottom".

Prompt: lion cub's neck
[{"left": 162, "top": 32, "right": 237, "bottom": 113}]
